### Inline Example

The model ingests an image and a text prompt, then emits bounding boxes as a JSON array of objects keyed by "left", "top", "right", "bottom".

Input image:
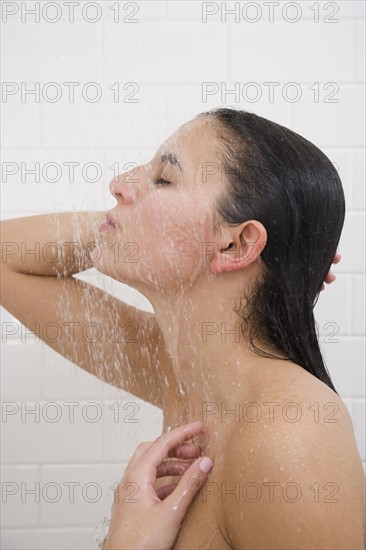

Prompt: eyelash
[{"left": 154, "top": 177, "right": 171, "bottom": 186}]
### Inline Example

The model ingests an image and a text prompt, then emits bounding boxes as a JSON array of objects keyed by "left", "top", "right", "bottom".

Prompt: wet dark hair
[{"left": 196, "top": 107, "right": 345, "bottom": 395}]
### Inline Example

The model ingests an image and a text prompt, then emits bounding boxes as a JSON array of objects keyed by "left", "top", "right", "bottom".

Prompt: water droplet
[{"left": 178, "top": 384, "right": 186, "bottom": 397}]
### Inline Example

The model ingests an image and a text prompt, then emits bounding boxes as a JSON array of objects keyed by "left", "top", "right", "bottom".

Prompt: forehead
[{"left": 160, "top": 117, "right": 221, "bottom": 168}]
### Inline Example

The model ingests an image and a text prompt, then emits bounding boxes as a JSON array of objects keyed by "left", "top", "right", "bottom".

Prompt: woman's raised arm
[{"left": 0, "top": 212, "right": 170, "bottom": 409}]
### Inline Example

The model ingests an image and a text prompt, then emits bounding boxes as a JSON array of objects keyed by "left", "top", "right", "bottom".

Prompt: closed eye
[{"left": 154, "top": 177, "right": 171, "bottom": 186}]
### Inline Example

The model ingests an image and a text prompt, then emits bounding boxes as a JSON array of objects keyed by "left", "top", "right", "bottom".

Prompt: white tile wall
[
  {"left": 1, "top": 1, "right": 365, "bottom": 548},
  {"left": 314, "top": 275, "right": 351, "bottom": 336},
  {"left": 1, "top": 466, "right": 40, "bottom": 528},
  {"left": 1, "top": 528, "right": 101, "bottom": 550},
  {"left": 167, "top": 1, "right": 366, "bottom": 21},
  {"left": 230, "top": 21, "right": 354, "bottom": 83},
  {"left": 324, "top": 148, "right": 354, "bottom": 208},
  {"left": 104, "top": 21, "right": 229, "bottom": 84},
  {"left": 1, "top": 149, "right": 109, "bottom": 213},
  {"left": 1, "top": 343, "right": 43, "bottom": 400},
  {"left": 165, "top": 84, "right": 293, "bottom": 129},
  {"left": 321, "top": 337, "right": 366, "bottom": 398},
  {"left": 1, "top": 99, "right": 41, "bottom": 148},
  {"left": 1, "top": 20, "right": 104, "bottom": 82},
  {"left": 355, "top": 19, "right": 366, "bottom": 82},
  {"left": 39, "top": 464, "right": 124, "bottom": 527},
  {"left": 352, "top": 275, "right": 366, "bottom": 335},
  {"left": 354, "top": 148, "right": 366, "bottom": 209},
  {"left": 352, "top": 399, "right": 366, "bottom": 460},
  {"left": 41, "top": 85, "right": 170, "bottom": 149},
  {"left": 292, "top": 85, "right": 365, "bottom": 148},
  {"left": 337, "top": 211, "right": 366, "bottom": 272},
  {"left": 1, "top": 399, "right": 104, "bottom": 465}
]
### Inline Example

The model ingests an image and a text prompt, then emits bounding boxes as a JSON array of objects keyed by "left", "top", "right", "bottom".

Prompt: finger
[
  {"left": 156, "top": 482, "right": 178, "bottom": 501},
  {"left": 168, "top": 443, "right": 202, "bottom": 460},
  {"left": 123, "top": 441, "right": 154, "bottom": 475},
  {"left": 333, "top": 251, "right": 341, "bottom": 264},
  {"left": 163, "top": 456, "right": 213, "bottom": 521},
  {"left": 156, "top": 459, "right": 193, "bottom": 478},
  {"left": 133, "top": 420, "right": 205, "bottom": 484},
  {"left": 324, "top": 271, "right": 336, "bottom": 285}
]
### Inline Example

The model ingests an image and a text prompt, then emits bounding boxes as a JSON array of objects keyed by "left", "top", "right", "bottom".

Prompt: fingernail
[{"left": 199, "top": 457, "right": 213, "bottom": 473}]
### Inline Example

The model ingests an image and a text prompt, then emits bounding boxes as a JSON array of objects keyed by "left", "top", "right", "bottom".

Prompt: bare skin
[
  {"left": 1, "top": 115, "right": 363, "bottom": 548},
  {"left": 103, "top": 421, "right": 214, "bottom": 550},
  {"left": 160, "top": 360, "right": 365, "bottom": 549}
]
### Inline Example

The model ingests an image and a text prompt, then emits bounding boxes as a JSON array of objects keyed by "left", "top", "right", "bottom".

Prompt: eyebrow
[{"left": 160, "top": 152, "right": 183, "bottom": 173}]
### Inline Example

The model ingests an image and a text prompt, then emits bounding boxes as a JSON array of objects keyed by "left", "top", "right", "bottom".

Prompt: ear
[{"left": 210, "top": 220, "right": 267, "bottom": 274}]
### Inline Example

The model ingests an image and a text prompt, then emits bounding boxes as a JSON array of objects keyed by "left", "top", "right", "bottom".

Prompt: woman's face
[{"left": 91, "top": 117, "right": 225, "bottom": 291}]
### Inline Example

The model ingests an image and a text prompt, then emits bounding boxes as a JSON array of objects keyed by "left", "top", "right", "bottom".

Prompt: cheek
[{"left": 136, "top": 194, "right": 212, "bottom": 277}]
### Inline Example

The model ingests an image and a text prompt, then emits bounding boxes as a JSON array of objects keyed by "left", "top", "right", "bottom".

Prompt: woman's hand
[
  {"left": 320, "top": 251, "right": 341, "bottom": 291},
  {"left": 103, "top": 420, "right": 213, "bottom": 550}
]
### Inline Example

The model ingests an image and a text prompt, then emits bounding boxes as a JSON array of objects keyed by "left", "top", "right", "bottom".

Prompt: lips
[
  {"left": 106, "top": 212, "right": 118, "bottom": 228},
  {"left": 99, "top": 211, "right": 118, "bottom": 232}
]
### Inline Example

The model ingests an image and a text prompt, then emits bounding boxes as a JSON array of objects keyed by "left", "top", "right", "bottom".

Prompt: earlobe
[
  {"left": 210, "top": 243, "right": 258, "bottom": 274},
  {"left": 210, "top": 221, "right": 267, "bottom": 274}
]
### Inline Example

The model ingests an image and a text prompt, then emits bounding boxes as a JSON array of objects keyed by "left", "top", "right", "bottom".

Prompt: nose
[{"left": 109, "top": 172, "right": 138, "bottom": 205}]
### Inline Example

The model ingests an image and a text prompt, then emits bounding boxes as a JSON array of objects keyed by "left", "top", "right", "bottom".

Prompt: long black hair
[{"left": 197, "top": 108, "right": 345, "bottom": 395}]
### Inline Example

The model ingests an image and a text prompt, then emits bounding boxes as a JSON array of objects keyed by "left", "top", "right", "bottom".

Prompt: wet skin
[{"left": 92, "top": 118, "right": 364, "bottom": 548}]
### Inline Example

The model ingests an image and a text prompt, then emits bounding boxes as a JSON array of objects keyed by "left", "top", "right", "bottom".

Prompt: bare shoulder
[
  {"left": 221, "top": 360, "right": 365, "bottom": 549},
  {"left": 243, "top": 357, "right": 355, "bottom": 433}
]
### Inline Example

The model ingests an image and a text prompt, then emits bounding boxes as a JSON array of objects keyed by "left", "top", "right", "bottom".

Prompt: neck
[{"left": 146, "top": 275, "right": 279, "bottom": 431}]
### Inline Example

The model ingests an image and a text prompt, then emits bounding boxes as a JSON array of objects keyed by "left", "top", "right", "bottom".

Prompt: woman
[{"left": 1, "top": 108, "right": 364, "bottom": 549}]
